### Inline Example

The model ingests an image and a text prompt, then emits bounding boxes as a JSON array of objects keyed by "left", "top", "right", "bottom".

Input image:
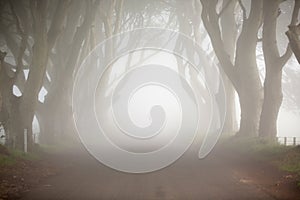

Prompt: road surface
[{"left": 20, "top": 144, "right": 296, "bottom": 200}]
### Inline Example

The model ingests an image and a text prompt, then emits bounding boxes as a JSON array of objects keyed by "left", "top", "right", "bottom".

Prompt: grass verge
[
  {"left": 221, "top": 137, "right": 300, "bottom": 186},
  {"left": 0, "top": 144, "right": 41, "bottom": 166}
]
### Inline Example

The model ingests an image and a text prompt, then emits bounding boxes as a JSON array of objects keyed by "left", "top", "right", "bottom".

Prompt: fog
[
  {"left": 0, "top": 0, "right": 300, "bottom": 199},
  {"left": 24, "top": 0, "right": 300, "bottom": 142}
]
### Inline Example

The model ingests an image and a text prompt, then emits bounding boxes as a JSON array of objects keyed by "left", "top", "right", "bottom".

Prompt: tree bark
[
  {"left": 16, "top": 0, "right": 48, "bottom": 150},
  {"left": 286, "top": 0, "right": 300, "bottom": 64},
  {"left": 259, "top": 65, "right": 283, "bottom": 139},
  {"left": 259, "top": 0, "right": 299, "bottom": 139},
  {"left": 286, "top": 24, "right": 300, "bottom": 64},
  {"left": 236, "top": 66, "right": 263, "bottom": 137},
  {"left": 220, "top": 0, "right": 238, "bottom": 134},
  {"left": 222, "top": 74, "right": 237, "bottom": 134},
  {"left": 200, "top": 0, "right": 263, "bottom": 137},
  {"left": 38, "top": 1, "right": 100, "bottom": 144}
]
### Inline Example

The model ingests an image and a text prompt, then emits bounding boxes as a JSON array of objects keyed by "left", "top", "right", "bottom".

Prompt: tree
[
  {"left": 286, "top": 24, "right": 300, "bottom": 63},
  {"left": 171, "top": 0, "right": 237, "bottom": 135},
  {"left": 259, "top": 0, "right": 300, "bottom": 139},
  {"left": 200, "top": 0, "right": 263, "bottom": 136},
  {"left": 286, "top": 1, "right": 300, "bottom": 64},
  {"left": 0, "top": 0, "right": 69, "bottom": 150},
  {"left": 218, "top": 0, "right": 238, "bottom": 134},
  {"left": 37, "top": 0, "right": 100, "bottom": 144}
]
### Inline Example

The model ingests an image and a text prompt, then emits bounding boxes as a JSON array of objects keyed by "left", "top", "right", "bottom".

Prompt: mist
[{"left": 0, "top": 0, "right": 300, "bottom": 199}]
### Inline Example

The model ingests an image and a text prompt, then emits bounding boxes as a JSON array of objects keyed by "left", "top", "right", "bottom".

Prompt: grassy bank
[
  {"left": 221, "top": 137, "right": 300, "bottom": 186},
  {"left": 0, "top": 135, "right": 80, "bottom": 166},
  {"left": 0, "top": 144, "right": 41, "bottom": 166}
]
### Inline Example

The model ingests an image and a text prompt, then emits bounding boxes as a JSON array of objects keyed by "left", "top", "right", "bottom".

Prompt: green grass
[
  {"left": 274, "top": 147, "right": 300, "bottom": 187},
  {"left": 221, "top": 137, "right": 300, "bottom": 186},
  {"left": 222, "top": 136, "right": 291, "bottom": 155},
  {"left": 0, "top": 154, "right": 17, "bottom": 166},
  {"left": 277, "top": 147, "right": 300, "bottom": 174},
  {"left": 0, "top": 136, "right": 80, "bottom": 167},
  {"left": 0, "top": 145, "right": 41, "bottom": 166},
  {"left": 38, "top": 139, "right": 79, "bottom": 154}
]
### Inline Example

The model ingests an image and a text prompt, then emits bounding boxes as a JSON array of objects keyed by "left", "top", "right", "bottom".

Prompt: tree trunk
[
  {"left": 259, "top": 66, "right": 283, "bottom": 139},
  {"left": 258, "top": 0, "right": 298, "bottom": 140},
  {"left": 38, "top": 85, "right": 76, "bottom": 145},
  {"left": 220, "top": 0, "right": 237, "bottom": 135},
  {"left": 222, "top": 74, "right": 237, "bottom": 134},
  {"left": 286, "top": 24, "right": 300, "bottom": 64},
  {"left": 237, "top": 81, "right": 263, "bottom": 137},
  {"left": 236, "top": 44, "right": 263, "bottom": 137},
  {"left": 200, "top": 0, "right": 263, "bottom": 137},
  {"left": 286, "top": 0, "right": 300, "bottom": 63},
  {"left": 15, "top": 1, "right": 48, "bottom": 151},
  {"left": 37, "top": 101, "right": 56, "bottom": 144},
  {"left": 37, "top": 1, "right": 99, "bottom": 144}
]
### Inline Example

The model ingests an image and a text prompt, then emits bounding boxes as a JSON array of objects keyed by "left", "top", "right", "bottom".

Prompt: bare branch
[
  {"left": 47, "top": 0, "right": 70, "bottom": 50},
  {"left": 291, "top": 0, "right": 300, "bottom": 26},
  {"left": 113, "top": 0, "right": 123, "bottom": 35},
  {"left": 279, "top": 45, "right": 292, "bottom": 68},
  {"left": 8, "top": 1, "right": 24, "bottom": 35},
  {"left": 283, "top": 0, "right": 300, "bottom": 64},
  {"left": 200, "top": 0, "right": 238, "bottom": 88},
  {"left": 8, "top": 1, "right": 29, "bottom": 78},
  {"left": 238, "top": 0, "right": 247, "bottom": 21},
  {"left": 218, "top": 0, "right": 231, "bottom": 19}
]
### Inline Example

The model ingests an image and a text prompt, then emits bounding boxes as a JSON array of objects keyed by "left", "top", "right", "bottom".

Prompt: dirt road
[{"left": 20, "top": 144, "right": 299, "bottom": 200}]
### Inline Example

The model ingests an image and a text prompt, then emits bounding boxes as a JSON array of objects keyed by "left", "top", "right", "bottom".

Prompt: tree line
[{"left": 0, "top": 0, "right": 299, "bottom": 151}]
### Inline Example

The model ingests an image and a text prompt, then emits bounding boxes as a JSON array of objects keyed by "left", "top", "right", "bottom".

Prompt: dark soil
[
  {"left": 0, "top": 150, "right": 58, "bottom": 200},
  {"left": 0, "top": 145, "right": 9, "bottom": 156}
]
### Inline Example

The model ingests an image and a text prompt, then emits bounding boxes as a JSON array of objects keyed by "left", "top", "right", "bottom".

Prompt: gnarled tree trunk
[
  {"left": 200, "top": 0, "right": 263, "bottom": 137},
  {"left": 259, "top": 0, "right": 299, "bottom": 140}
]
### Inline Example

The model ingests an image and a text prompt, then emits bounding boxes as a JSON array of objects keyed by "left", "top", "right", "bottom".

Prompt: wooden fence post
[{"left": 24, "top": 129, "right": 27, "bottom": 153}]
